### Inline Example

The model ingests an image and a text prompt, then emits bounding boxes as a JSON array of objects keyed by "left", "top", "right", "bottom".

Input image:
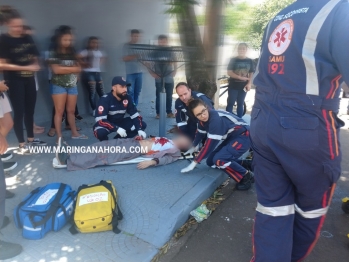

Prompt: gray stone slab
[{"left": 2, "top": 98, "right": 227, "bottom": 262}]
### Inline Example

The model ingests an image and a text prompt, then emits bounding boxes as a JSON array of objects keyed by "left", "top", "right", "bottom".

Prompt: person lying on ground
[{"left": 55, "top": 135, "right": 191, "bottom": 171}]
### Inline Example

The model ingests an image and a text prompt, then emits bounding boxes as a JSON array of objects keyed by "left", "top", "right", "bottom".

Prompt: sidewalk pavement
[{"left": 2, "top": 98, "right": 228, "bottom": 262}]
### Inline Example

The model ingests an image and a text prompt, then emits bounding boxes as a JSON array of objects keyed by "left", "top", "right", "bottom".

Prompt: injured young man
[{"left": 54, "top": 135, "right": 192, "bottom": 171}]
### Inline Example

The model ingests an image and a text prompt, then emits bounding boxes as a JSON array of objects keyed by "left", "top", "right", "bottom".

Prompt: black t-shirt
[
  {"left": 227, "top": 57, "right": 254, "bottom": 89},
  {"left": 0, "top": 34, "right": 40, "bottom": 79}
]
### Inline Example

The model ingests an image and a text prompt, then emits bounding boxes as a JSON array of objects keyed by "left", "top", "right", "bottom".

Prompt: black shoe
[
  {"left": 5, "top": 190, "right": 15, "bottom": 199},
  {"left": 240, "top": 159, "right": 253, "bottom": 171},
  {"left": 236, "top": 171, "right": 254, "bottom": 191},
  {"left": 3, "top": 162, "right": 17, "bottom": 172},
  {"left": 0, "top": 240, "right": 23, "bottom": 260},
  {"left": 75, "top": 115, "right": 83, "bottom": 121},
  {"left": 1, "top": 153, "right": 13, "bottom": 161},
  {"left": 27, "top": 138, "right": 47, "bottom": 146},
  {"left": 1, "top": 216, "right": 10, "bottom": 229}
]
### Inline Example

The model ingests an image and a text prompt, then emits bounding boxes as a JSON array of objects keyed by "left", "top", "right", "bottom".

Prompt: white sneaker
[{"left": 17, "top": 144, "right": 31, "bottom": 155}]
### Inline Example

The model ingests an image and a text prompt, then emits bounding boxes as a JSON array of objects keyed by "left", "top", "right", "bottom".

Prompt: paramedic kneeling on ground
[
  {"left": 249, "top": 1, "right": 349, "bottom": 261},
  {"left": 55, "top": 135, "right": 191, "bottom": 171},
  {"left": 181, "top": 99, "right": 253, "bottom": 190},
  {"left": 93, "top": 76, "right": 147, "bottom": 141}
]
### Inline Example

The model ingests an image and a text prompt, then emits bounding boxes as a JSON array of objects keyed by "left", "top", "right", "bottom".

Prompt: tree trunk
[
  {"left": 175, "top": 0, "right": 219, "bottom": 99},
  {"left": 203, "top": 0, "right": 223, "bottom": 83}
]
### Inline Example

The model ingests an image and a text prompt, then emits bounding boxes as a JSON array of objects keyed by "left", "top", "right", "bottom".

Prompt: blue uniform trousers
[
  {"left": 93, "top": 117, "right": 147, "bottom": 141},
  {"left": 206, "top": 131, "right": 250, "bottom": 182},
  {"left": 250, "top": 92, "right": 343, "bottom": 262}
]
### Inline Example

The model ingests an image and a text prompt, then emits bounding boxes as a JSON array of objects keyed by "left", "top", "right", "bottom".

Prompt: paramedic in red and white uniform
[{"left": 93, "top": 76, "right": 147, "bottom": 141}]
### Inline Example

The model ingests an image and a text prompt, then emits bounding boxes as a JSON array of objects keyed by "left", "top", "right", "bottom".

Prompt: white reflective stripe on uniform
[
  {"left": 95, "top": 116, "right": 107, "bottom": 121},
  {"left": 252, "top": 19, "right": 273, "bottom": 83},
  {"left": 295, "top": 204, "right": 328, "bottom": 219},
  {"left": 131, "top": 125, "right": 135, "bottom": 131},
  {"left": 222, "top": 128, "right": 236, "bottom": 140},
  {"left": 196, "top": 93, "right": 204, "bottom": 97},
  {"left": 130, "top": 112, "right": 140, "bottom": 119},
  {"left": 256, "top": 202, "right": 295, "bottom": 217},
  {"left": 207, "top": 133, "right": 223, "bottom": 140},
  {"left": 198, "top": 129, "right": 207, "bottom": 134},
  {"left": 303, "top": 0, "right": 341, "bottom": 95},
  {"left": 109, "top": 110, "right": 126, "bottom": 115},
  {"left": 217, "top": 111, "right": 247, "bottom": 126},
  {"left": 94, "top": 126, "right": 110, "bottom": 132},
  {"left": 217, "top": 161, "right": 231, "bottom": 169},
  {"left": 177, "top": 122, "right": 187, "bottom": 127}
]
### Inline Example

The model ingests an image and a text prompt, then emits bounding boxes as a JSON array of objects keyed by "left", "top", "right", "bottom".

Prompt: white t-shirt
[
  {"left": 150, "top": 137, "right": 176, "bottom": 152},
  {"left": 80, "top": 49, "right": 104, "bottom": 72}
]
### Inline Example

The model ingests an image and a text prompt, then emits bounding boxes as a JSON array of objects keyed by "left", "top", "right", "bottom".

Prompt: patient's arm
[
  {"left": 137, "top": 160, "right": 157, "bottom": 169},
  {"left": 157, "top": 153, "right": 180, "bottom": 166}
]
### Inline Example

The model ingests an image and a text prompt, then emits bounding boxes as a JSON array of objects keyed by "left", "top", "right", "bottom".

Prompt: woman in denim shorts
[{"left": 48, "top": 27, "right": 87, "bottom": 142}]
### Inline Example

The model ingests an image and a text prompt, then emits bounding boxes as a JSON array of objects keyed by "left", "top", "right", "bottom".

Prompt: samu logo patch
[{"left": 268, "top": 19, "right": 294, "bottom": 56}]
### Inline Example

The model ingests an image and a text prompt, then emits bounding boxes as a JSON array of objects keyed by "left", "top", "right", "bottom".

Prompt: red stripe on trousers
[
  {"left": 297, "top": 184, "right": 336, "bottom": 262},
  {"left": 326, "top": 75, "right": 341, "bottom": 99},
  {"left": 226, "top": 166, "right": 243, "bottom": 182},
  {"left": 322, "top": 110, "right": 334, "bottom": 160},
  {"left": 196, "top": 138, "right": 211, "bottom": 162},
  {"left": 98, "top": 121, "right": 114, "bottom": 130}
]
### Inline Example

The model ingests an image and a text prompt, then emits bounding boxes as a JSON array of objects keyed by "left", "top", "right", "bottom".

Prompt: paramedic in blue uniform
[
  {"left": 181, "top": 99, "right": 253, "bottom": 190},
  {"left": 175, "top": 82, "right": 214, "bottom": 141},
  {"left": 93, "top": 76, "right": 147, "bottom": 141},
  {"left": 250, "top": 1, "right": 349, "bottom": 261}
]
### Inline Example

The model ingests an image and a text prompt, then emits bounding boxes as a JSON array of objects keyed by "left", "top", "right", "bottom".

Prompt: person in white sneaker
[
  {"left": 0, "top": 77, "right": 17, "bottom": 172},
  {"left": 0, "top": 6, "right": 23, "bottom": 259}
]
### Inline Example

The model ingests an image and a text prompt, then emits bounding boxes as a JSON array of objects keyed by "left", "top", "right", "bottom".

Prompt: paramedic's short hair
[
  {"left": 130, "top": 29, "right": 140, "bottom": 35},
  {"left": 175, "top": 82, "right": 190, "bottom": 90},
  {"left": 158, "top": 35, "right": 168, "bottom": 41}
]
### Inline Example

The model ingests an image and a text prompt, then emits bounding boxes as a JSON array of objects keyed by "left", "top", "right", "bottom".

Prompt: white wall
[{"left": 0, "top": 0, "right": 168, "bottom": 122}]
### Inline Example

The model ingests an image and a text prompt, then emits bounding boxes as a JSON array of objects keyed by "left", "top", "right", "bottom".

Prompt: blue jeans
[
  {"left": 155, "top": 82, "right": 173, "bottom": 114},
  {"left": 126, "top": 73, "right": 143, "bottom": 106},
  {"left": 82, "top": 72, "right": 105, "bottom": 110},
  {"left": 50, "top": 84, "right": 78, "bottom": 95},
  {"left": 226, "top": 88, "right": 246, "bottom": 117}
]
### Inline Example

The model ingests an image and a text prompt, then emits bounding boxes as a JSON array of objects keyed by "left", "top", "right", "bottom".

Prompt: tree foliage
[
  {"left": 244, "top": 0, "right": 295, "bottom": 50},
  {"left": 224, "top": 2, "right": 253, "bottom": 38}
]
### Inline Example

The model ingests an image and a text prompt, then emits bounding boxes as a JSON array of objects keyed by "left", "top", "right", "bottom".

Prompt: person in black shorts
[{"left": 0, "top": 6, "right": 46, "bottom": 155}]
